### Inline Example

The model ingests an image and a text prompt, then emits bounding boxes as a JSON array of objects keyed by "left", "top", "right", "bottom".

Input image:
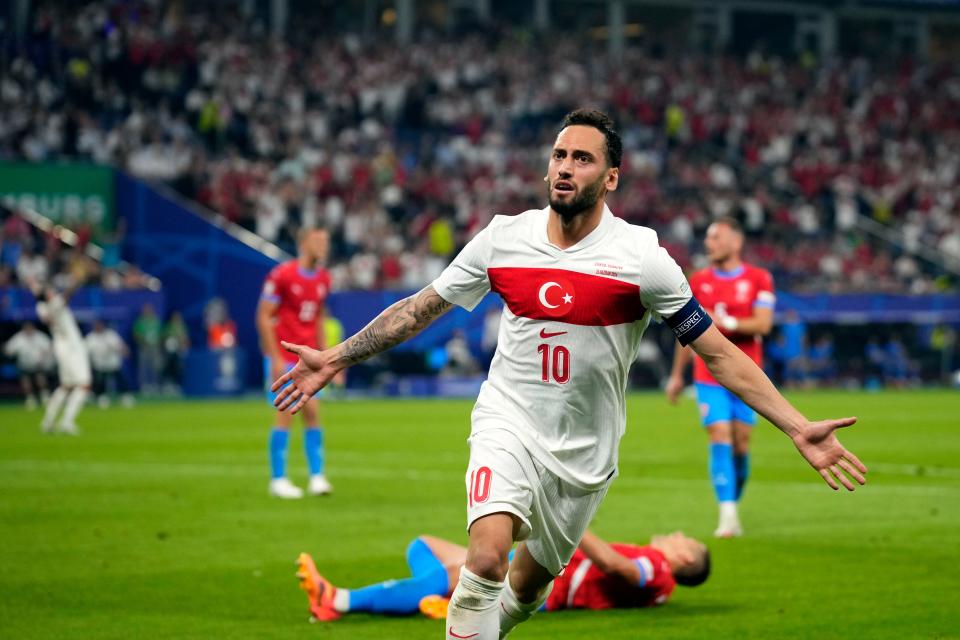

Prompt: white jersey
[
  {"left": 85, "top": 329, "right": 126, "bottom": 372},
  {"left": 433, "top": 207, "right": 692, "bottom": 490},
  {"left": 4, "top": 329, "right": 53, "bottom": 371},
  {"left": 36, "top": 294, "right": 84, "bottom": 348}
]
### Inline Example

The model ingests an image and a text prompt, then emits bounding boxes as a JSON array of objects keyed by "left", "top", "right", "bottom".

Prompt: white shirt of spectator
[
  {"left": 85, "top": 328, "right": 126, "bottom": 372},
  {"left": 432, "top": 207, "right": 692, "bottom": 490},
  {"left": 4, "top": 328, "right": 53, "bottom": 371}
]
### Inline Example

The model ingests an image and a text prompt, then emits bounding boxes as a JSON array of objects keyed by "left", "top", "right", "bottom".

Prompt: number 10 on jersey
[{"left": 538, "top": 344, "right": 570, "bottom": 384}]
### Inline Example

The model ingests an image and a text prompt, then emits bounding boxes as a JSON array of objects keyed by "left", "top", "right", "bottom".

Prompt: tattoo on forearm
[{"left": 335, "top": 286, "right": 452, "bottom": 366}]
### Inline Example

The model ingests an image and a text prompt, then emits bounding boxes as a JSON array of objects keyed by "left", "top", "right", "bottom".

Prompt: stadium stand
[{"left": 2, "top": 1, "right": 958, "bottom": 295}]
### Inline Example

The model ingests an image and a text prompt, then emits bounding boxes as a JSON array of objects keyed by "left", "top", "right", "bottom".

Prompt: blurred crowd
[
  {"left": 2, "top": 1, "right": 959, "bottom": 293},
  {"left": 1, "top": 207, "right": 153, "bottom": 290}
]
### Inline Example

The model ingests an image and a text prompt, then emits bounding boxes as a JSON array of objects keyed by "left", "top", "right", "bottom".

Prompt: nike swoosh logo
[
  {"left": 448, "top": 628, "right": 479, "bottom": 639},
  {"left": 539, "top": 329, "right": 567, "bottom": 339}
]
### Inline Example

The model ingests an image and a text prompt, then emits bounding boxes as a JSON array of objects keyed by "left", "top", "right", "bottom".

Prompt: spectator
[
  {"left": 204, "top": 297, "right": 237, "bottom": 351},
  {"left": 162, "top": 311, "right": 190, "bottom": 394},
  {"left": 133, "top": 303, "right": 163, "bottom": 394},
  {"left": 3, "top": 321, "right": 53, "bottom": 409},
  {"left": 85, "top": 319, "right": 134, "bottom": 408}
]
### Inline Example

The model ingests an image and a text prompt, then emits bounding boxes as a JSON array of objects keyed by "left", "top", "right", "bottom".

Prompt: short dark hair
[
  {"left": 297, "top": 225, "right": 328, "bottom": 244},
  {"left": 711, "top": 216, "right": 743, "bottom": 235},
  {"left": 560, "top": 108, "right": 623, "bottom": 169},
  {"left": 673, "top": 548, "right": 711, "bottom": 587}
]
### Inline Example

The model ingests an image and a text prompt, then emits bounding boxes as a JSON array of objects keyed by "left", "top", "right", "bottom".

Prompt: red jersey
[
  {"left": 690, "top": 263, "right": 775, "bottom": 385},
  {"left": 261, "top": 260, "right": 331, "bottom": 364},
  {"left": 546, "top": 545, "right": 675, "bottom": 611}
]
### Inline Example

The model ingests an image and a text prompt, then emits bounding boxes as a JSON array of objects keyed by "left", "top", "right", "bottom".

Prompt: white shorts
[
  {"left": 55, "top": 342, "right": 91, "bottom": 387},
  {"left": 464, "top": 427, "right": 611, "bottom": 576}
]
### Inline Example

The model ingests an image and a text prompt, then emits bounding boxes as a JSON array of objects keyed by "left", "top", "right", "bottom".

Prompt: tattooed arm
[{"left": 272, "top": 285, "right": 454, "bottom": 413}]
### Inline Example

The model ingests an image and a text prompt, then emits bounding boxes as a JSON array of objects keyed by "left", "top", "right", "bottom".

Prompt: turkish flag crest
[{"left": 537, "top": 276, "right": 575, "bottom": 318}]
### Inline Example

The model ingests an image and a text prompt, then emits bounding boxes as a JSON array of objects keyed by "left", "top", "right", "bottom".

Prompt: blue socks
[
  {"left": 709, "top": 442, "right": 736, "bottom": 503},
  {"left": 734, "top": 453, "right": 750, "bottom": 500},
  {"left": 269, "top": 428, "right": 289, "bottom": 479},
  {"left": 346, "top": 539, "right": 449, "bottom": 614},
  {"left": 347, "top": 567, "right": 450, "bottom": 614},
  {"left": 270, "top": 427, "right": 326, "bottom": 479},
  {"left": 304, "top": 427, "right": 324, "bottom": 476}
]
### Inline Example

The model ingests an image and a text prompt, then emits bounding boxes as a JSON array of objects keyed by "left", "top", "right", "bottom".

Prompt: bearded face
[{"left": 547, "top": 171, "right": 608, "bottom": 222}]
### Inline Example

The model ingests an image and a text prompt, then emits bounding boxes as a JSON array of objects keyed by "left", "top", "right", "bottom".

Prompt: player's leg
[
  {"left": 697, "top": 384, "right": 743, "bottom": 538},
  {"left": 497, "top": 542, "right": 554, "bottom": 637},
  {"left": 697, "top": 384, "right": 739, "bottom": 537},
  {"left": 93, "top": 369, "right": 109, "bottom": 408},
  {"left": 501, "top": 464, "right": 609, "bottom": 635},
  {"left": 732, "top": 419, "right": 754, "bottom": 501},
  {"left": 299, "top": 398, "right": 331, "bottom": 495},
  {"left": 326, "top": 537, "right": 455, "bottom": 616},
  {"left": 35, "top": 371, "right": 50, "bottom": 404},
  {"left": 266, "top": 357, "right": 302, "bottom": 498},
  {"left": 446, "top": 513, "right": 515, "bottom": 640},
  {"left": 19, "top": 372, "right": 37, "bottom": 409},
  {"left": 268, "top": 409, "right": 302, "bottom": 498},
  {"left": 447, "top": 427, "right": 537, "bottom": 640},
  {"left": 59, "top": 384, "right": 89, "bottom": 434},
  {"left": 40, "top": 385, "right": 68, "bottom": 433},
  {"left": 58, "top": 357, "right": 91, "bottom": 434}
]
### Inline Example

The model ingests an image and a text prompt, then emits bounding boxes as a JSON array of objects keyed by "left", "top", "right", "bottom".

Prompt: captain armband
[{"left": 664, "top": 297, "right": 713, "bottom": 346}]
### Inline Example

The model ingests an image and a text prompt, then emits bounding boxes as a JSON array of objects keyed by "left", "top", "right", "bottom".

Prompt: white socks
[
  {"left": 446, "top": 567, "right": 503, "bottom": 640},
  {"left": 41, "top": 387, "right": 69, "bottom": 431},
  {"left": 332, "top": 588, "right": 350, "bottom": 613},
  {"left": 61, "top": 388, "right": 88, "bottom": 428},
  {"left": 498, "top": 575, "right": 551, "bottom": 639}
]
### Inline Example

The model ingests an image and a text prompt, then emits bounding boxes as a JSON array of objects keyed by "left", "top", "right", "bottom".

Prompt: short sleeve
[
  {"left": 432, "top": 224, "right": 494, "bottom": 311},
  {"left": 754, "top": 269, "right": 776, "bottom": 309},
  {"left": 261, "top": 267, "right": 282, "bottom": 303},
  {"left": 638, "top": 245, "right": 692, "bottom": 319}
]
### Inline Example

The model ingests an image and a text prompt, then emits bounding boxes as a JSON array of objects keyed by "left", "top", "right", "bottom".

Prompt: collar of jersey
[
  {"left": 711, "top": 264, "right": 745, "bottom": 279},
  {"left": 541, "top": 205, "right": 613, "bottom": 253}
]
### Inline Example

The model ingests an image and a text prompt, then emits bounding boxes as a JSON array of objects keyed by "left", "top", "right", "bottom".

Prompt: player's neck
[
  {"left": 712, "top": 257, "right": 742, "bottom": 273},
  {"left": 298, "top": 255, "right": 318, "bottom": 271},
  {"left": 547, "top": 204, "right": 605, "bottom": 249}
]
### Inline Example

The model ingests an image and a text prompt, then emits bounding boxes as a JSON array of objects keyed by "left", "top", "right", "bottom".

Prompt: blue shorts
[
  {"left": 695, "top": 383, "right": 756, "bottom": 427},
  {"left": 264, "top": 358, "right": 321, "bottom": 405}
]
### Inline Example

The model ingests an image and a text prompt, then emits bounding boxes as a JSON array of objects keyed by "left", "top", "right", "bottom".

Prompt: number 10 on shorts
[
  {"left": 469, "top": 466, "right": 492, "bottom": 507},
  {"left": 538, "top": 344, "right": 570, "bottom": 384}
]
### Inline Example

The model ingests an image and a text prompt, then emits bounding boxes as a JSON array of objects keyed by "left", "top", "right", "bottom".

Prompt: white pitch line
[{"left": 0, "top": 459, "right": 957, "bottom": 495}]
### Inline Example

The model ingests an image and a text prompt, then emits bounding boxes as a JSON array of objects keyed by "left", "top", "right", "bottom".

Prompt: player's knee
[{"left": 464, "top": 548, "right": 508, "bottom": 583}]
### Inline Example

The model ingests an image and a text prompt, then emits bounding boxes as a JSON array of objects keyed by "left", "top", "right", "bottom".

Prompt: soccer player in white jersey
[
  {"left": 33, "top": 285, "right": 91, "bottom": 434},
  {"left": 3, "top": 321, "right": 53, "bottom": 409},
  {"left": 271, "top": 109, "right": 868, "bottom": 640}
]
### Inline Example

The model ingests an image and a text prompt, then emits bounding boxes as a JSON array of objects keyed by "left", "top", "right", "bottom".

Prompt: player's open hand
[
  {"left": 791, "top": 417, "right": 868, "bottom": 491},
  {"left": 665, "top": 375, "right": 684, "bottom": 405},
  {"left": 271, "top": 341, "right": 337, "bottom": 414}
]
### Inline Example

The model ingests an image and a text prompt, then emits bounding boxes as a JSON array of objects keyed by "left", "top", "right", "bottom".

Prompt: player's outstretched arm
[
  {"left": 689, "top": 324, "right": 868, "bottom": 491},
  {"left": 272, "top": 285, "right": 453, "bottom": 413},
  {"left": 578, "top": 531, "right": 641, "bottom": 584}
]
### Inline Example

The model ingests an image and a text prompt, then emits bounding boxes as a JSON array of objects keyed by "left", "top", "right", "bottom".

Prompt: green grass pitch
[{"left": 1, "top": 390, "right": 958, "bottom": 639}]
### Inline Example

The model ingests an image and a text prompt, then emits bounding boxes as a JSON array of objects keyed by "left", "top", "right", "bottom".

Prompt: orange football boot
[{"left": 296, "top": 552, "right": 342, "bottom": 621}]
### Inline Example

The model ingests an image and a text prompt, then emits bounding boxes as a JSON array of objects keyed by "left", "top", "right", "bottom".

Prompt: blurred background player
[
  {"left": 33, "top": 285, "right": 92, "bottom": 435},
  {"left": 256, "top": 227, "right": 333, "bottom": 499},
  {"left": 85, "top": 319, "right": 134, "bottom": 408},
  {"left": 295, "top": 529, "right": 709, "bottom": 621},
  {"left": 666, "top": 217, "right": 775, "bottom": 537},
  {"left": 3, "top": 320, "right": 52, "bottom": 409}
]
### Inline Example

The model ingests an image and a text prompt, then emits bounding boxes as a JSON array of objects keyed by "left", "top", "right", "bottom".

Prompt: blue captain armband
[{"left": 665, "top": 297, "right": 713, "bottom": 346}]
